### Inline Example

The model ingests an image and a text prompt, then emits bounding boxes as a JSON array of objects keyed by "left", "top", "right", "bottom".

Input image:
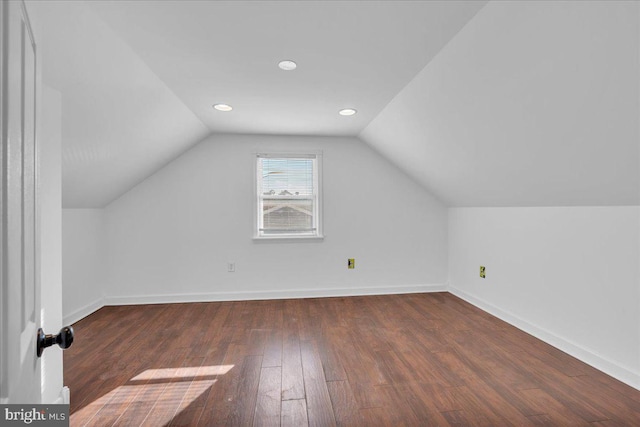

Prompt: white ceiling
[
  {"left": 29, "top": 0, "right": 486, "bottom": 207},
  {"left": 88, "top": 0, "right": 485, "bottom": 136},
  {"left": 32, "top": 1, "right": 210, "bottom": 208},
  {"left": 32, "top": 1, "right": 635, "bottom": 210}
]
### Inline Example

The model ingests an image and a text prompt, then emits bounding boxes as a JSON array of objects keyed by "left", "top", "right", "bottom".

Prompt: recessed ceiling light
[
  {"left": 213, "top": 104, "right": 233, "bottom": 112},
  {"left": 339, "top": 108, "right": 357, "bottom": 116},
  {"left": 278, "top": 60, "right": 297, "bottom": 71}
]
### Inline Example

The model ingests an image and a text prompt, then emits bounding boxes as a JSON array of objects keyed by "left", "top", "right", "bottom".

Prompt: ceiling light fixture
[
  {"left": 213, "top": 104, "right": 233, "bottom": 112},
  {"left": 278, "top": 60, "right": 297, "bottom": 71},
  {"left": 339, "top": 108, "right": 357, "bottom": 116}
]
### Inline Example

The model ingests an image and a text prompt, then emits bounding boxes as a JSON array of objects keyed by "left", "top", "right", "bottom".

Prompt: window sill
[{"left": 253, "top": 234, "right": 324, "bottom": 243}]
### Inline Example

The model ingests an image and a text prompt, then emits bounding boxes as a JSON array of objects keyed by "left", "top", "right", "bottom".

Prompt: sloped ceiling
[
  {"left": 33, "top": 1, "right": 210, "bottom": 208},
  {"left": 361, "top": 1, "right": 640, "bottom": 207},
  {"left": 30, "top": 1, "right": 637, "bottom": 209},
  {"left": 29, "top": 0, "right": 486, "bottom": 208}
]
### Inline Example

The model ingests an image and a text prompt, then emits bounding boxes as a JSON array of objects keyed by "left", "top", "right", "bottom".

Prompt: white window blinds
[{"left": 256, "top": 154, "right": 321, "bottom": 237}]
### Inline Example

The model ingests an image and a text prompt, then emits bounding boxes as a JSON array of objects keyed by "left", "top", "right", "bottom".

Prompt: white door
[{"left": 0, "top": 0, "right": 41, "bottom": 404}]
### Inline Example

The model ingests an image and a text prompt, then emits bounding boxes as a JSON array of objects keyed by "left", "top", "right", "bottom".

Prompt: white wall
[
  {"left": 448, "top": 207, "right": 640, "bottom": 388},
  {"left": 62, "top": 209, "right": 106, "bottom": 324},
  {"left": 103, "top": 134, "right": 447, "bottom": 303}
]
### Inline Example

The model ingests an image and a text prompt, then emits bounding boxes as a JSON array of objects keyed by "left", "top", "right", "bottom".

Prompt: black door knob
[{"left": 37, "top": 326, "right": 74, "bottom": 357}]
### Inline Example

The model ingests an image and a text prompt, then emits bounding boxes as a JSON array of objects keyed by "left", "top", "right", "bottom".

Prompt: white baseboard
[
  {"left": 103, "top": 284, "right": 446, "bottom": 306},
  {"left": 63, "top": 298, "right": 104, "bottom": 325},
  {"left": 60, "top": 284, "right": 639, "bottom": 392},
  {"left": 53, "top": 386, "right": 70, "bottom": 405},
  {"left": 448, "top": 286, "right": 640, "bottom": 391}
]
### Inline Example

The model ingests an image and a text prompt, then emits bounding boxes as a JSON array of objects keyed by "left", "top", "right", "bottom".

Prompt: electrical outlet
[
  {"left": 348, "top": 258, "right": 355, "bottom": 269},
  {"left": 228, "top": 262, "right": 235, "bottom": 273},
  {"left": 480, "top": 266, "right": 485, "bottom": 278}
]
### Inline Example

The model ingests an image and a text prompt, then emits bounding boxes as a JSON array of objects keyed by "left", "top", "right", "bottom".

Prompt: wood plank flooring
[{"left": 65, "top": 293, "right": 640, "bottom": 426}]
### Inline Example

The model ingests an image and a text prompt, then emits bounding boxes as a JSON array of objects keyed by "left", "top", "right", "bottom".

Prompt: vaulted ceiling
[
  {"left": 29, "top": 1, "right": 638, "bottom": 208},
  {"left": 31, "top": 0, "right": 485, "bottom": 208}
]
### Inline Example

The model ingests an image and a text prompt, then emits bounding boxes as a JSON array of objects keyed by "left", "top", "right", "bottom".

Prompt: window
[{"left": 255, "top": 153, "right": 322, "bottom": 239}]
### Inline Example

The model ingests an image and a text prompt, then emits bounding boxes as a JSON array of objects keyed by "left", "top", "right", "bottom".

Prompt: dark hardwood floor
[{"left": 65, "top": 293, "right": 640, "bottom": 426}]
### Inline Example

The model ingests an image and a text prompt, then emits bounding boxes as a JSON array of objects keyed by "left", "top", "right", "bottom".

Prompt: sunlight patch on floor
[
  {"left": 130, "top": 364, "right": 235, "bottom": 381},
  {"left": 70, "top": 365, "right": 234, "bottom": 425}
]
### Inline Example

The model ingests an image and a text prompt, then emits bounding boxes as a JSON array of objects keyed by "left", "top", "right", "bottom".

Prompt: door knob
[{"left": 37, "top": 326, "right": 74, "bottom": 357}]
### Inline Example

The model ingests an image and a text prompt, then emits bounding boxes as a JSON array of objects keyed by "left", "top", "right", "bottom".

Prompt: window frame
[{"left": 253, "top": 152, "right": 324, "bottom": 241}]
